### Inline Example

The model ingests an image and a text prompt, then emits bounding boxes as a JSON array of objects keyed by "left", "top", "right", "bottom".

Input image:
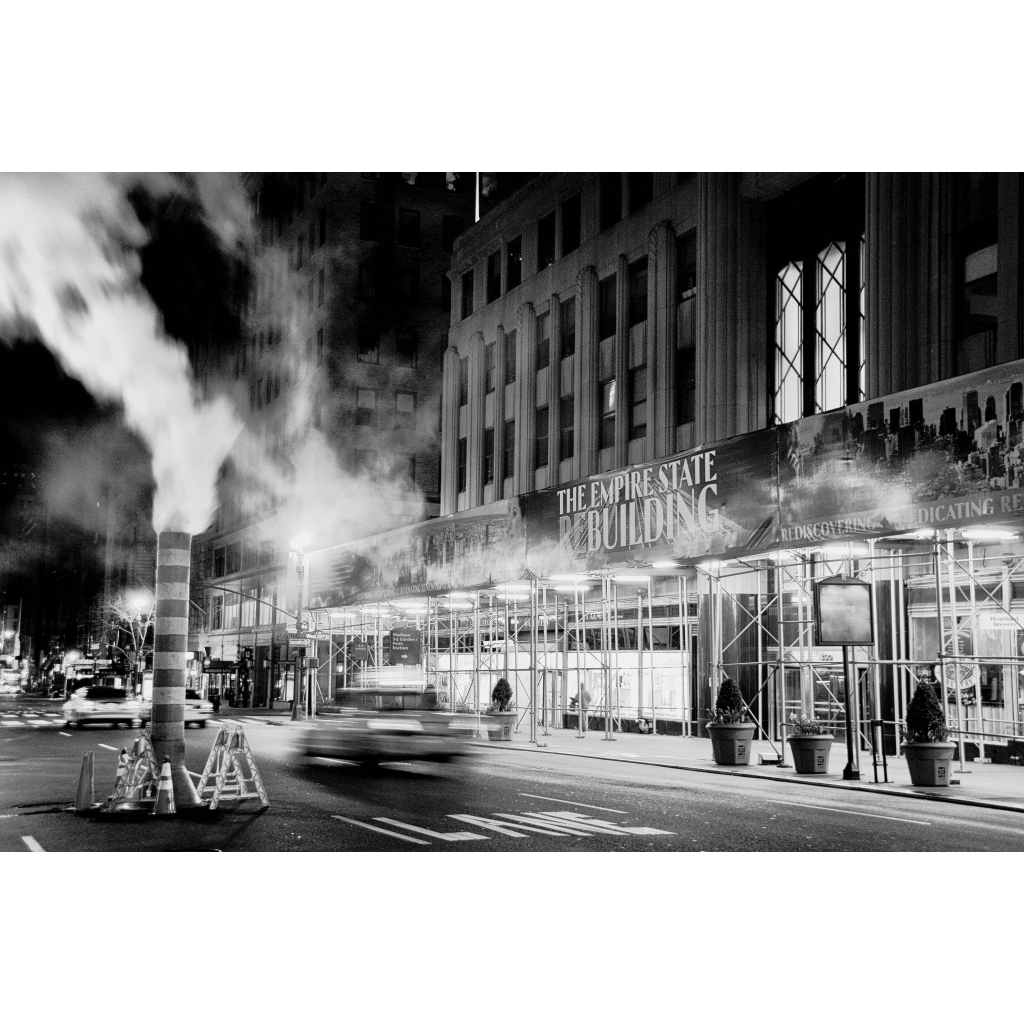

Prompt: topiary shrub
[
  {"left": 490, "top": 678, "right": 513, "bottom": 712},
  {"left": 707, "top": 676, "right": 749, "bottom": 725},
  {"left": 904, "top": 680, "right": 950, "bottom": 743}
]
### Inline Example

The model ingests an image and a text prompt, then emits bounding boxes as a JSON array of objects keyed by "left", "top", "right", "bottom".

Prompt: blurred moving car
[
  {"left": 295, "top": 686, "right": 476, "bottom": 765},
  {"left": 185, "top": 689, "right": 215, "bottom": 726},
  {"left": 0, "top": 680, "right": 21, "bottom": 695},
  {"left": 62, "top": 685, "right": 151, "bottom": 729}
]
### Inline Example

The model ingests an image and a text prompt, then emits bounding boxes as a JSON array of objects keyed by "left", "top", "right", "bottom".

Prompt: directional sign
[
  {"left": 306, "top": 631, "right": 330, "bottom": 641},
  {"left": 813, "top": 576, "right": 874, "bottom": 646},
  {"left": 352, "top": 641, "right": 369, "bottom": 661},
  {"left": 389, "top": 628, "right": 422, "bottom": 665}
]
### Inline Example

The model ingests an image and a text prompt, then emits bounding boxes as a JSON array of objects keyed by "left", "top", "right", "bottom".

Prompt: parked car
[
  {"left": 62, "top": 685, "right": 151, "bottom": 729},
  {"left": 184, "top": 689, "right": 215, "bottom": 726},
  {"left": 294, "top": 686, "right": 476, "bottom": 765}
]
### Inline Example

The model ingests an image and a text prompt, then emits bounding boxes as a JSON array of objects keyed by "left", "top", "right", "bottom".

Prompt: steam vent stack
[{"left": 152, "top": 531, "right": 191, "bottom": 771}]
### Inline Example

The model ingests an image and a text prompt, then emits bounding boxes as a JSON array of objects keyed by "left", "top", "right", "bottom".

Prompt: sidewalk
[{"left": 472, "top": 723, "right": 1024, "bottom": 815}]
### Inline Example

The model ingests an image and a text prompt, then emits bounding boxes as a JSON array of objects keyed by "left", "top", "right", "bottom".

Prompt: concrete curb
[{"left": 470, "top": 740, "right": 1024, "bottom": 817}]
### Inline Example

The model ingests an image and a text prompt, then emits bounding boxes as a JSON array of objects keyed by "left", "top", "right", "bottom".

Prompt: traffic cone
[
  {"left": 152, "top": 756, "right": 176, "bottom": 816},
  {"left": 171, "top": 763, "right": 207, "bottom": 811},
  {"left": 75, "top": 751, "right": 97, "bottom": 815}
]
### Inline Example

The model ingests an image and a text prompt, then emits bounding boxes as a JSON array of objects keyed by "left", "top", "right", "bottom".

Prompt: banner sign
[{"left": 304, "top": 360, "right": 1024, "bottom": 609}]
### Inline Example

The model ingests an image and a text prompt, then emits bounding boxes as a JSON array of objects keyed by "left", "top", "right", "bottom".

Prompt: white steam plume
[{"left": 0, "top": 173, "right": 242, "bottom": 535}]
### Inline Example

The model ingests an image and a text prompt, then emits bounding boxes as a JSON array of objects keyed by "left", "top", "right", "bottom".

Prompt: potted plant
[
  {"left": 706, "top": 677, "right": 756, "bottom": 765},
  {"left": 787, "top": 713, "right": 834, "bottom": 774},
  {"left": 485, "top": 678, "right": 516, "bottom": 742},
  {"left": 901, "top": 681, "right": 956, "bottom": 786}
]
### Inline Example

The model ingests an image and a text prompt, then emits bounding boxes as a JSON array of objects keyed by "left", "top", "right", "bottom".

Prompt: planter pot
[
  {"left": 707, "top": 723, "right": 756, "bottom": 765},
  {"left": 902, "top": 741, "right": 956, "bottom": 787},
  {"left": 486, "top": 711, "right": 517, "bottom": 742},
  {"left": 787, "top": 734, "right": 834, "bottom": 774}
]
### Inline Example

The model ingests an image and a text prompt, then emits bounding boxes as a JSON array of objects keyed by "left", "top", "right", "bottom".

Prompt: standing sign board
[
  {"left": 813, "top": 577, "right": 874, "bottom": 646},
  {"left": 351, "top": 641, "right": 369, "bottom": 662},
  {"left": 389, "top": 628, "right": 422, "bottom": 665}
]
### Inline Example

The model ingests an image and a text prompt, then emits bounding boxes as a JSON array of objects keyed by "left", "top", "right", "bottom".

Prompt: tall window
[
  {"left": 506, "top": 236, "right": 522, "bottom": 290},
  {"left": 504, "top": 329, "right": 517, "bottom": 383},
  {"left": 316, "top": 329, "right": 324, "bottom": 366},
  {"left": 461, "top": 269, "right": 474, "bottom": 319},
  {"left": 502, "top": 421, "right": 515, "bottom": 479},
  {"left": 396, "top": 329, "right": 418, "bottom": 369},
  {"left": 395, "top": 391, "right": 416, "bottom": 427},
  {"left": 630, "top": 366, "right": 647, "bottom": 439},
  {"left": 559, "top": 395, "right": 574, "bottom": 460},
  {"left": 628, "top": 256, "right": 648, "bottom": 327},
  {"left": 535, "top": 407, "right": 549, "bottom": 468},
  {"left": 560, "top": 298, "right": 576, "bottom": 358},
  {"left": 397, "top": 208, "right": 421, "bottom": 247},
  {"left": 772, "top": 240, "right": 856, "bottom": 424},
  {"left": 599, "top": 172, "right": 622, "bottom": 232},
  {"left": 457, "top": 437, "right": 467, "bottom": 492},
  {"left": 358, "top": 264, "right": 377, "bottom": 301},
  {"left": 561, "top": 193, "right": 581, "bottom": 255},
  {"left": 357, "top": 326, "right": 379, "bottom": 364},
  {"left": 441, "top": 274, "right": 451, "bottom": 313},
  {"left": 599, "top": 273, "right": 617, "bottom": 339},
  {"left": 600, "top": 379, "right": 616, "bottom": 448},
  {"left": 629, "top": 172, "right": 654, "bottom": 213},
  {"left": 485, "top": 342, "right": 496, "bottom": 393},
  {"left": 536, "top": 312, "right": 550, "bottom": 370},
  {"left": 398, "top": 266, "right": 419, "bottom": 301},
  {"left": 483, "top": 428, "right": 495, "bottom": 484},
  {"left": 537, "top": 211, "right": 556, "bottom": 270},
  {"left": 676, "top": 230, "right": 697, "bottom": 425},
  {"left": 318, "top": 268, "right": 325, "bottom": 306},
  {"left": 458, "top": 356, "right": 469, "bottom": 406},
  {"left": 356, "top": 387, "right": 377, "bottom": 426},
  {"left": 487, "top": 250, "right": 501, "bottom": 303}
]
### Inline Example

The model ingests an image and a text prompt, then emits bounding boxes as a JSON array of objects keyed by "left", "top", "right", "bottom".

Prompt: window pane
[
  {"left": 560, "top": 395, "right": 574, "bottom": 460},
  {"left": 815, "top": 241, "right": 846, "bottom": 414},
  {"left": 504, "top": 329, "right": 517, "bottom": 383},
  {"left": 461, "top": 270, "right": 474, "bottom": 319},
  {"left": 629, "top": 172, "right": 654, "bottom": 213},
  {"left": 560, "top": 298, "right": 575, "bottom": 358},
  {"left": 536, "top": 312, "right": 550, "bottom": 370},
  {"left": 356, "top": 388, "right": 377, "bottom": 426},
  {"left": 398, "top": 208, "right": 421, "bottom": 247},
  {"left": 360, "top": 202, "right": 382, "bottom": 241},
  {"left": 487, "top": 251, "right": 501, "bottom": 303},
  {"left": 397, "top": 329, "right": 418, "bottom": 369},
  {"left": 502, "top": 421, "right": 515, "bottom": 479},
  {"left": 506, "top": 236, "right": 522, "bottom": 290},
  {"left": 628, "top": 257, "right": 648, "bottom": 327},
  {"left": 485, "top": 343, "right": 496, "bottom": 392},
  {"left": 599, "top": 274, "right": 616, "bottom": 339},
  {"left": 599, "top": 172, "right": 622, "bottom": 231},
  {"left": 483, "top": 428, "right": 495, "bottom": 484},
  {"left": 561, "top": 193, "right": 581, "bottom": 255},
  {"left": 357, "top": 327, "right": 379, "bottom": 364},
  {"left": 774, "top": 261, "right": 803, "bottom": 424},
  {"left": 535, "top": 407, "right": 549, "bottom": 467},
  {"left": 537, "top": 211, "right": 555, "bottom": 270}
]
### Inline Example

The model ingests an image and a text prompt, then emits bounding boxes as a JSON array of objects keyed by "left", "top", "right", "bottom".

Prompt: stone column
[
  {"left": 466, "top": 330, "right": 485, "bottom": 508},
  {"left": 494, "top": 325, "right": 506, "bottom": 499},
  {"left": 516, "top": 303, "right": 536, "bottom": 491},
  {"left": 648, "top": 222, "right": 676, "bottom": 459},
  {"left": 577, "top": 266, "right": 598, "bottom": 476},
  {"left": 440, "top": 346, "right": 460, "bottom": 515},
  {"left": 697, "top": 172, "right": 740, "bottom": 444}
]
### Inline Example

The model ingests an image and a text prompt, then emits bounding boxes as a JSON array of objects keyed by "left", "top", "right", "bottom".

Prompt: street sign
[
  {"left": 306, "top": 631, "right": 330, "bottom": 640},
  {"left": 813, "top": 576, "right": 874, "bottom": 646},
  {"left": 352, "top": 641, "right": 369, "bottom": 661},
  {"left": 389, "top": 628, "right": 422, "bottom": 665}
]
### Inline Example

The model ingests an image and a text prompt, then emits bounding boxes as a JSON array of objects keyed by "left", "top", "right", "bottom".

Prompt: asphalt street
[{"left": 4, "top": 695, "right": 1024, "bottom": 852}]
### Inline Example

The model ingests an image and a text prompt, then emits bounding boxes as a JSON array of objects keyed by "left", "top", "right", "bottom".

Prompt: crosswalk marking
[
  {"left": 332, "top": 815, "right": 430, "bottom": 844},
  {"left": 372, "top": 818, "right": 486, "bottom": 842},
  {"left": 21, "top": 836, "right": 44, "bottom": 853},
  {"left": 447, "top": 815, "right": 530, "bottom": 838}
]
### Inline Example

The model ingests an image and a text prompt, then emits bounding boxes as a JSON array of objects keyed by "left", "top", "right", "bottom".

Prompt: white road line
[
  {"left": 332, "top": 814, "right": 430, "bottom": 845},
  {"left": 22, "top": 836, "right": 44, "bottom": 852},
  {"left": 59, "top": 732, "right": 72, "bottom": 738},
  {"left": 97, "top": 743, "right": 119, "bottom": 751},
  {"left": 517, "top": 792, "right": 628, "bottom": 815},
  {"left": 373, "top": 818, "right": 486, "bottom": 842},
  {"left": 767, "top": 799, "right": 931, "bottom": 826},
  {"left": 447, "top": 815, "right": 529, "bottom": 838}
]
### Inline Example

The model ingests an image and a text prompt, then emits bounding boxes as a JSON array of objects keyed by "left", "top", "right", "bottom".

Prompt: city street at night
[{"left": 4, "top": 695, "right": 1024, "bottom": 853}]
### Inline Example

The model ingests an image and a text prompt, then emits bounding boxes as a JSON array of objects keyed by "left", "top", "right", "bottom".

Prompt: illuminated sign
[
  {"left": 389, "top": 628, "right": 422, "bottom": 665},
  {"left": 813, "top": 577, "right": 874, "bottom": 646}
]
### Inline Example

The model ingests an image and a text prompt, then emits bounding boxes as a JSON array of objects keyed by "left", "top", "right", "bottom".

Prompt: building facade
[
  {"left": 302, "top": 171, "right": 1024, "bottom": 764},
  {"left": 190, "top": 172, "right": 477, "bottom": 706}
]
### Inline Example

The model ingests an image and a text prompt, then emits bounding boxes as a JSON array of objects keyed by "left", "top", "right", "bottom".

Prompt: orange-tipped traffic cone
[
  {"left": 152, "top": 756, "right": 176, "bottom": 817},
  {"left": 75, "top": 751, "right": 97, "bottom": 815}
]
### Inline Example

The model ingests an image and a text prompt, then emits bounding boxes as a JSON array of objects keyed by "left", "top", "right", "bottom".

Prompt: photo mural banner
[
  {"left": 778, "top": 359, "right": 1024, "bottom": 544},
  {"left": 306, "top": 360, "right": 1024, "bottom": 608}
]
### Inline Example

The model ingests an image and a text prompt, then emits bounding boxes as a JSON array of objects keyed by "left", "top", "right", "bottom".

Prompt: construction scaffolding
[{"left": 307, "top": 528, "right": 1024, "bottom": 761}]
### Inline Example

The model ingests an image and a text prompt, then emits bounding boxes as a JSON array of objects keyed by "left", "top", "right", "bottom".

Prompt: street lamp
[{"left": 290, "top": 536, "right": 310, "bottom": 722}]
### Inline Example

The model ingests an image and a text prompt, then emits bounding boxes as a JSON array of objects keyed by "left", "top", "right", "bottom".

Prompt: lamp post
[{"left": 290, "top": 542, "right": 307, "bottom": 722}]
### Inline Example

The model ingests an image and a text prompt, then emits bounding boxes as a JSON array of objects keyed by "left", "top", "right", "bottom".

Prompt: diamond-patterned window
[
  {"left": 815, "top": 241, "right": 847, "bottom": 414},
  {"left": 774, "top": 261, "right": 803, "bottom": 425}
]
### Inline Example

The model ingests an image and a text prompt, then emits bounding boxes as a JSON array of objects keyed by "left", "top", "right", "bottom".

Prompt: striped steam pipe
[{"left": 151, "top": 531, "right": 191, "bottom": 769}]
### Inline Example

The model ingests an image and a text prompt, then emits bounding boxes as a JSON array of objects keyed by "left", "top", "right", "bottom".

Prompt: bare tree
[{"left": 99, "top": 590, "right": 155, "bottom": 695}]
